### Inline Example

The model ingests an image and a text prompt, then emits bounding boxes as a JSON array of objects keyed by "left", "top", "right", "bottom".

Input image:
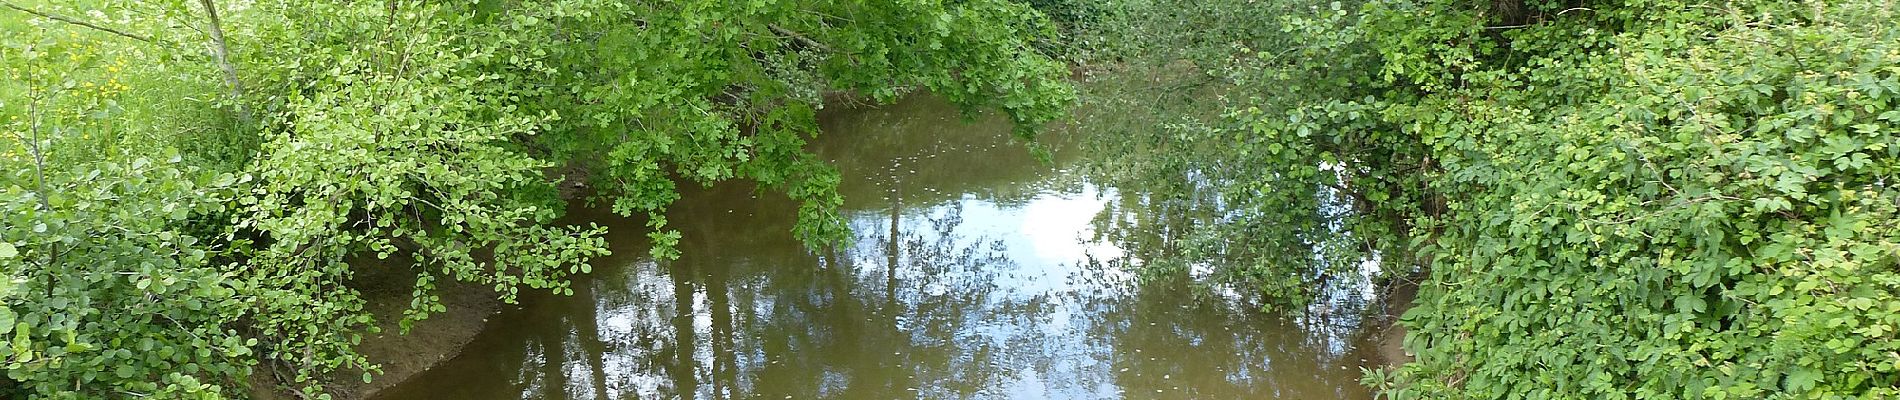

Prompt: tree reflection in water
[{"left": 371, "top": 94, "right": 1376, "bottom": 400}]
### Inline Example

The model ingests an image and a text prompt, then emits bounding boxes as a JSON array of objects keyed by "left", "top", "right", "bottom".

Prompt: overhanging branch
[{"left": 1, "top": 2, "right": 152, "bottom": 42}]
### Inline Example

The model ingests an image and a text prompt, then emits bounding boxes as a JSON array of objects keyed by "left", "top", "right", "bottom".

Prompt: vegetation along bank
[
  {"left": 3, "top": 0, "right": 1898, "bottom": 398},
  {"left": 1046, "top": 0, "right": 1900, "bottom": 397}
]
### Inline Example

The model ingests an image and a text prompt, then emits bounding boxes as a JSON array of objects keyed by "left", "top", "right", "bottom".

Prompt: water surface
[{"left": 373, "top": 94, "right": 1377, "bottom": 400}]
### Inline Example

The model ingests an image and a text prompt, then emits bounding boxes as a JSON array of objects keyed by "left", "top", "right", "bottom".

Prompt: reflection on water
[{"left": 372, "top": 94, "right": 1375, "bottom": 400}]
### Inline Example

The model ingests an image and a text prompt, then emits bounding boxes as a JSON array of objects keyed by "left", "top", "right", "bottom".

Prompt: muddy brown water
[{"left": 371, "top": 94, "right": 1382, "bottom": 400}]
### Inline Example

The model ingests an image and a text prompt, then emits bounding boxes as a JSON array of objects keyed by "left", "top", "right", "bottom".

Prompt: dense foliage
[
  {"left": 1383, "top": 2, "right": 1900, "bottom": 397},
  {"left": 0, "top": 0, "right": 1071, "bottom": 398},
  {"left": 1058, "top": 0, "right": 1900, "bottom": 397}
]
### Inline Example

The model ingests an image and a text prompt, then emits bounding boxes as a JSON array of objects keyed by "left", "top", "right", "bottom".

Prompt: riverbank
[
  {"left": 1369, "top": 279, "right": 1418, "bottom": 367},
  {"left": 247, "top": 257, "right": 503, "bottom": 400}
]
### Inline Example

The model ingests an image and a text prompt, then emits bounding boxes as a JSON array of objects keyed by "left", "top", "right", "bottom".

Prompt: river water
[{"left": 372, "top": 94, "right": 1379, "bottom": 399}]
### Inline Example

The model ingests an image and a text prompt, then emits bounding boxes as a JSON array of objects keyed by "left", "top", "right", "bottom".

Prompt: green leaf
[{"left": 1786, "top": 368, "right": 1821, "bottom": 392}]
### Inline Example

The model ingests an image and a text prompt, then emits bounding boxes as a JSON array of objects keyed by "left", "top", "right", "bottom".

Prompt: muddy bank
[
  {"left": 345, "top": 273, "right": 501, "bottom": 399},
  {"left": 247, "top": 257, "right": 503, "bottom": 400},
  {"left": 1357, "top": 278, "right": 1419, "bottom": 370}
]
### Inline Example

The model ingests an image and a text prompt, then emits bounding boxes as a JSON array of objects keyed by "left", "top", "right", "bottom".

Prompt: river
[{"left": 370, "top": 93, "right": 1382, "bottom": 399}]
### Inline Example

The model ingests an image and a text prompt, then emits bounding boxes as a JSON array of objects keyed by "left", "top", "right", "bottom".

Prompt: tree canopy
[{"left": 0, "top": 0, "right": 1072, "bottom": 398}]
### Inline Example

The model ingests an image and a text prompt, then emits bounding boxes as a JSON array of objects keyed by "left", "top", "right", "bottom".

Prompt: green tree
[{"left": 1, "top": 0, "right": 1074, "bottom": 398}]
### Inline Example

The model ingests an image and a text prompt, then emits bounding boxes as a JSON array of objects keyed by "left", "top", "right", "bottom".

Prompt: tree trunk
[{"left": 198, "top": 0, "right": 251, "bottom": 124}]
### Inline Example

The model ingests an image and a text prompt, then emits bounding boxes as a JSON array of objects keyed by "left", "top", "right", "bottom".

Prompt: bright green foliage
[
  {"left": 1066, "top": 0, "right": 1900, "bottom": 397},
  {"left": 237, "top": 0, "right": 1072, "bottom": 260},
  {"left": 1, "top": 12, "right": 251, "bottom": 397},
  {"left": 234, "top": 21, "right": 613, "bottom": 389},
  {"left": 1, "top": 14, "right": 248, "bottom": 397},
  {"left": 0, "top": 156, "right": 246, "bottom": 400},
  {"left": 2, "top": 0, "right": 1073, "bottom": 398}
]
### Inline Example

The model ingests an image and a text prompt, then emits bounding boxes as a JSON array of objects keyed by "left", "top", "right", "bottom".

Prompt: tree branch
[
  {"left": 769, "top": 24, "right": 831, "bottom": 52},
  {"left": 1483, "top": 7, "right": 1595, "bottom": 30},
  {"left": 1322, "top": 181, "right": 1375, "bottom": 211},
  {"left": 0, "top": 1, "right": 151, "bottom": 42},
  {"left": 24, "top": 88, "right": 59, "bottom": 299},
  {"left": 196, "top": 0, "right": 251, "bottom": 124}
]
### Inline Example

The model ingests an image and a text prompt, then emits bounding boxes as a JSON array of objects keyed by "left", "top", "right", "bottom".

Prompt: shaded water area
[{"left": 373, "top": 94, "right": 1380, "bottom": 399}]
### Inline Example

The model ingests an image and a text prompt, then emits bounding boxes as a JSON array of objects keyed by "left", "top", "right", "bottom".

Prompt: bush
[{"left": 1073, "top": 0, "right": 1900, "bottom": 397}]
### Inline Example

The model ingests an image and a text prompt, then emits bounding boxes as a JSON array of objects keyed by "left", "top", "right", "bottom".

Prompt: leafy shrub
[
  {"left": 1381, "top": 1, "right": 1900, "bottom": 397},
  {"left": 1074, "top": 0, "right": 1900, "bottom": 397}
]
